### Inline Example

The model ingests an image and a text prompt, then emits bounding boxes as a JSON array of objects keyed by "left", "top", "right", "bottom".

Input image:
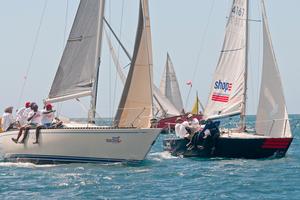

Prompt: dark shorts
[
  {"left": 43, "top": 123, "right": 52, "bottom": 128},
  {"left": 28, "top": 123, "right": 38, "bottom": 128}
]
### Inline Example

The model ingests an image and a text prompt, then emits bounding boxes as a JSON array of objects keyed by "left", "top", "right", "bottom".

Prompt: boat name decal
[{"left": 106, "top": 136, "right": 122, "bottom": 144}]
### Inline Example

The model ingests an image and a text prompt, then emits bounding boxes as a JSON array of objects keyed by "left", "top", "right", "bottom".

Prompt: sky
[{"left": 0, "top": 0, "right": 299, "bottom": 118}]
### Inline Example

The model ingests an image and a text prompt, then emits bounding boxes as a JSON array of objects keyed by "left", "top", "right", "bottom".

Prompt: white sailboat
[
  {"left": 164, "top": 0, "right": 293, "bottom": 158},
  {"left": 0, "top": 0, "right": 161, "bottom": 164}
]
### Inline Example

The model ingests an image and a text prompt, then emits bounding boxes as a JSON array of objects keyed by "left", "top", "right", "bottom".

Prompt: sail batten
[
  {"left": 255, "top": 0, "right": 291, "bottom": 137},
  {"left": 48, "top": 0, "right": 104, "bottom": 103},
  {"left": 204, "top": 0, "right": 248, "bottom": 120}
]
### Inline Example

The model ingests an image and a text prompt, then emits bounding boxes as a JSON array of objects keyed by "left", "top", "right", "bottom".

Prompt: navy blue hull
[{"left": 163, "top": 137, "right": 293, "bottom": 159}]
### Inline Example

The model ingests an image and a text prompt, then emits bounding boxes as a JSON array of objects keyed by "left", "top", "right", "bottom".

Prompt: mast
[
  {"left": 240, "top": 0, "right": 249, "bottom": 130},
  {"left": 88, "top": 0, "right": 106, "bottom": 123}
]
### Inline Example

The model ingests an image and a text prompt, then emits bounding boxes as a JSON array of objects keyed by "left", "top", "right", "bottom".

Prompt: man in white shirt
[
  {"left": 12, "top": 102, "right": 41, "bottom": 143},
  {"left": 175, "top": 117, "right": 185, "bottom": 138},
  {"left": 1, "top": 107, "right": 15, "bottom": 132},
  {"left": 33, "top": 103, "right": 55, "bottom": 144},
  {"left": 16, "top": 101, "right": 31, "bottom": 127}
]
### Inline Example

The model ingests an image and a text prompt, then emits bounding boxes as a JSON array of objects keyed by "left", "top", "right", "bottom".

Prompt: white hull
[{"left": 0, "top": 127, "right": 161, "bottom": 163}]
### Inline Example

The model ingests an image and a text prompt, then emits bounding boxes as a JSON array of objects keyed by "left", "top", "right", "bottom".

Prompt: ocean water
[{"left": 0, "top": 116, "right": 299, "bottom": 200}]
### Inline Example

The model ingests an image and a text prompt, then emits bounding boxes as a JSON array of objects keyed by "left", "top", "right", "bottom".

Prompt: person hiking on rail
[
  {"left": 33, "top": 103, "right": 55, "bottom": 144},
  {"left": 12, "top": 102, "right": 41, "bottom": 143}
]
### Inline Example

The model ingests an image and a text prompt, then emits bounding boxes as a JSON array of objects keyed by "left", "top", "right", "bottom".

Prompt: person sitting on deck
[
  {"left": 175, "top": 117, "right": 186, "bottom": 138},
  {"left": 190, "top": 119, "right": 220, "bottom": 151},
  {"left": 15, "top": 101, "right": 31, "bottom": 127},
  {"left": 186, "top": 113, "right": 193, "bottom": 125},
  {"left": 184, "top": 116, "right": 201, "bottom": 140},
  {"left": 33, "top": 103, "right": 55, "bottom": 144},
  {"left": 1, "top": 106, "right": 16, "bottom": 132},
  {"left": 12, "top": 102, "right": 41, "bottom": 143}
]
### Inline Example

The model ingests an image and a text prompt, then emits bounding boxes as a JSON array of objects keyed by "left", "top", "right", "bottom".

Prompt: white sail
[
  {"left": 159, "top": 53, "right": 184, "bottom": 111},
  {"left": 105, "top": 30, "right": 180, "bottom": 117},
  {"left": 204, "top": 0, "right": 248, "bottom": 119},
  {"left": 48, "top": 0, "right": 105, "bottom": 103},
  {"left": 255, "top": 0, "right": 291, "bottom": 137},
  {"left": 105, "top": 30, "right": 126, "bottom": 84},
  {"left": 152, "top": 87, "right": 181, "bottom": 117},
  {"left": 114, "top": 0, "right": 154, "bottom": 128}
]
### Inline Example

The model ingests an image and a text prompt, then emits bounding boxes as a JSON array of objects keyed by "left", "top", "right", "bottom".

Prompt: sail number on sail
[{"left": 232, "top": 6, "right": 245, "bottom": 17}]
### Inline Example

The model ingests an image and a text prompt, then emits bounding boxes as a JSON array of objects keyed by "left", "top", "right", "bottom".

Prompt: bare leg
[
  {"left": 12, "top": 127, "right": 25, "bottom": 143},
  {"left": 20, "top": 126, "right": 31, "bottom": 144},
  {"left": 34, "top": 125, "right": 43, "bottom": 144}
]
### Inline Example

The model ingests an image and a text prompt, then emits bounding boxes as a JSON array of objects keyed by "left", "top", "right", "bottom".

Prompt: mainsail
[
  {"left": 255, "top": 0, "right": 291, "bottom": 137},
  {"left": 48, "top": 0, "right": 105, "bottom": 103},
  {"left": 159, "top": 53, "right": 184, "bottom": 111},
  {"left": 114, "top": 0, "right": 154, "bottom": 128},
  {"left": 204, "top": 0, "right": 248, "bottom": 119}
]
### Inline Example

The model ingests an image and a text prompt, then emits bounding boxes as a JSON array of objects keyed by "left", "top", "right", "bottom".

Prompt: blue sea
[{"left": 0, "top": 116, "right": 299, "bottom": 200}]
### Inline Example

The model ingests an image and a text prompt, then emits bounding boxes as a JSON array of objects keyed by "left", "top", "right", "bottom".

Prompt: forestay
[
  {"left": 48, "top": 0, "right": 105, "bottom": 103},
  {"left": 159, "top": 53, "right": 184, "bottom": 112},
  {"left": 114, "top": 0, "right": 154, "bottom": 128},
  {"left": 204, "top": 0, "right": 248, "bottom": 119},
  {"left": 255, "top": 0, "right": 291, "bottom": 137}
]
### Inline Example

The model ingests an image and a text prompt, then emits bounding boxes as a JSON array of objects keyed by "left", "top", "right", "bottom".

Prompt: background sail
[
  {"left": 114, "top": 0, "right": 154, "bottom": 128},
  {"left": 159, "top": 53, "right": 184, "bottom": 111},
  {"left": 191, "top": 92, "right": 204, "bottom": 115},
  {"left": 153, "top": 87, "right": 180, "bottom": 117},
  {"left": 48, "top": 0, "right": 104, "bottom": 103},
  {"left": 255, "top": 1, "right": 291, "bottom": 137},
  {"left": 204, "top": 0, "right": 248, "bottom": 119}
]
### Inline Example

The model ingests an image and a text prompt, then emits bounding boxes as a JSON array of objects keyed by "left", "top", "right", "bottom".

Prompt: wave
[{"left": 148, "top": 151, "right": 177, "bottom": 161}]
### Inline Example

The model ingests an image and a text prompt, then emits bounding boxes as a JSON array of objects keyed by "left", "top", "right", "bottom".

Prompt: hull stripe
[
  {"left": 5, "top": 154, "right": 139, "bottom": 164},
  {"left": 261, "top": 138, "right": 293, "bottom": 149}
]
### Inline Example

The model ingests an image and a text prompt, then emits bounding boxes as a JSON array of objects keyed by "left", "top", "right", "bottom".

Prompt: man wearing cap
[
  {"left": 16, "top": 101, "right": 31, "bottom": 127},
  {"left": 1, "top": 106, "right": 15, "bottom": 132},
  {"left": 174, "top": 117, "right": 190, "bottom": 138},
  {"left": 33, "top": 103, "right": 55, "bottom": 144},
  {"left": 175, "top": 117, "right": 183, "bottom": 138},
  {"left": 12, "top": 102, "right": 41, "bottom": 143}
]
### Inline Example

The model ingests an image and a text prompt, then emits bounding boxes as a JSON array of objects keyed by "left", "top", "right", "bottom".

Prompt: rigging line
[
  {"left": 63, "top": 0, "right": 69, "bottom": 48},
  {"left": 191, "top": 0, "right": 216, "bottom": 83},
  {"left": 112, "top": 0, "right": 125, "bottom": 118},
  {"left": 103, "top": 18, "right": 132, "bottom": 62},
  {"left": 75, "top": 98, "right": 102, "bottom": 121},
  {"left": 184, "top": 85, "right": 193, "bottom": 111},
  {"left": 249, "top": 1, "right": 256, "bottom": 115},
  {"left": 56, "top": 0, "right": 69, "bottom": 117},
  {"left": 108, "top": 0, "right": 112, "bottom": 120},
  {"left": 17, "top": 0, "right": 49, "bottom": 109},
  {"left": 256, "top": 1, "right": 262, "bottom": 112}
]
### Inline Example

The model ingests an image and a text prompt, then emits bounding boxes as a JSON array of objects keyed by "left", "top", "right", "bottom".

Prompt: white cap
[
  {"left": 182, "top": 121, "right": 189, "bottom": 127},
  {"left": 191, "top": 118, "right": 199, "bottom": 125}
]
